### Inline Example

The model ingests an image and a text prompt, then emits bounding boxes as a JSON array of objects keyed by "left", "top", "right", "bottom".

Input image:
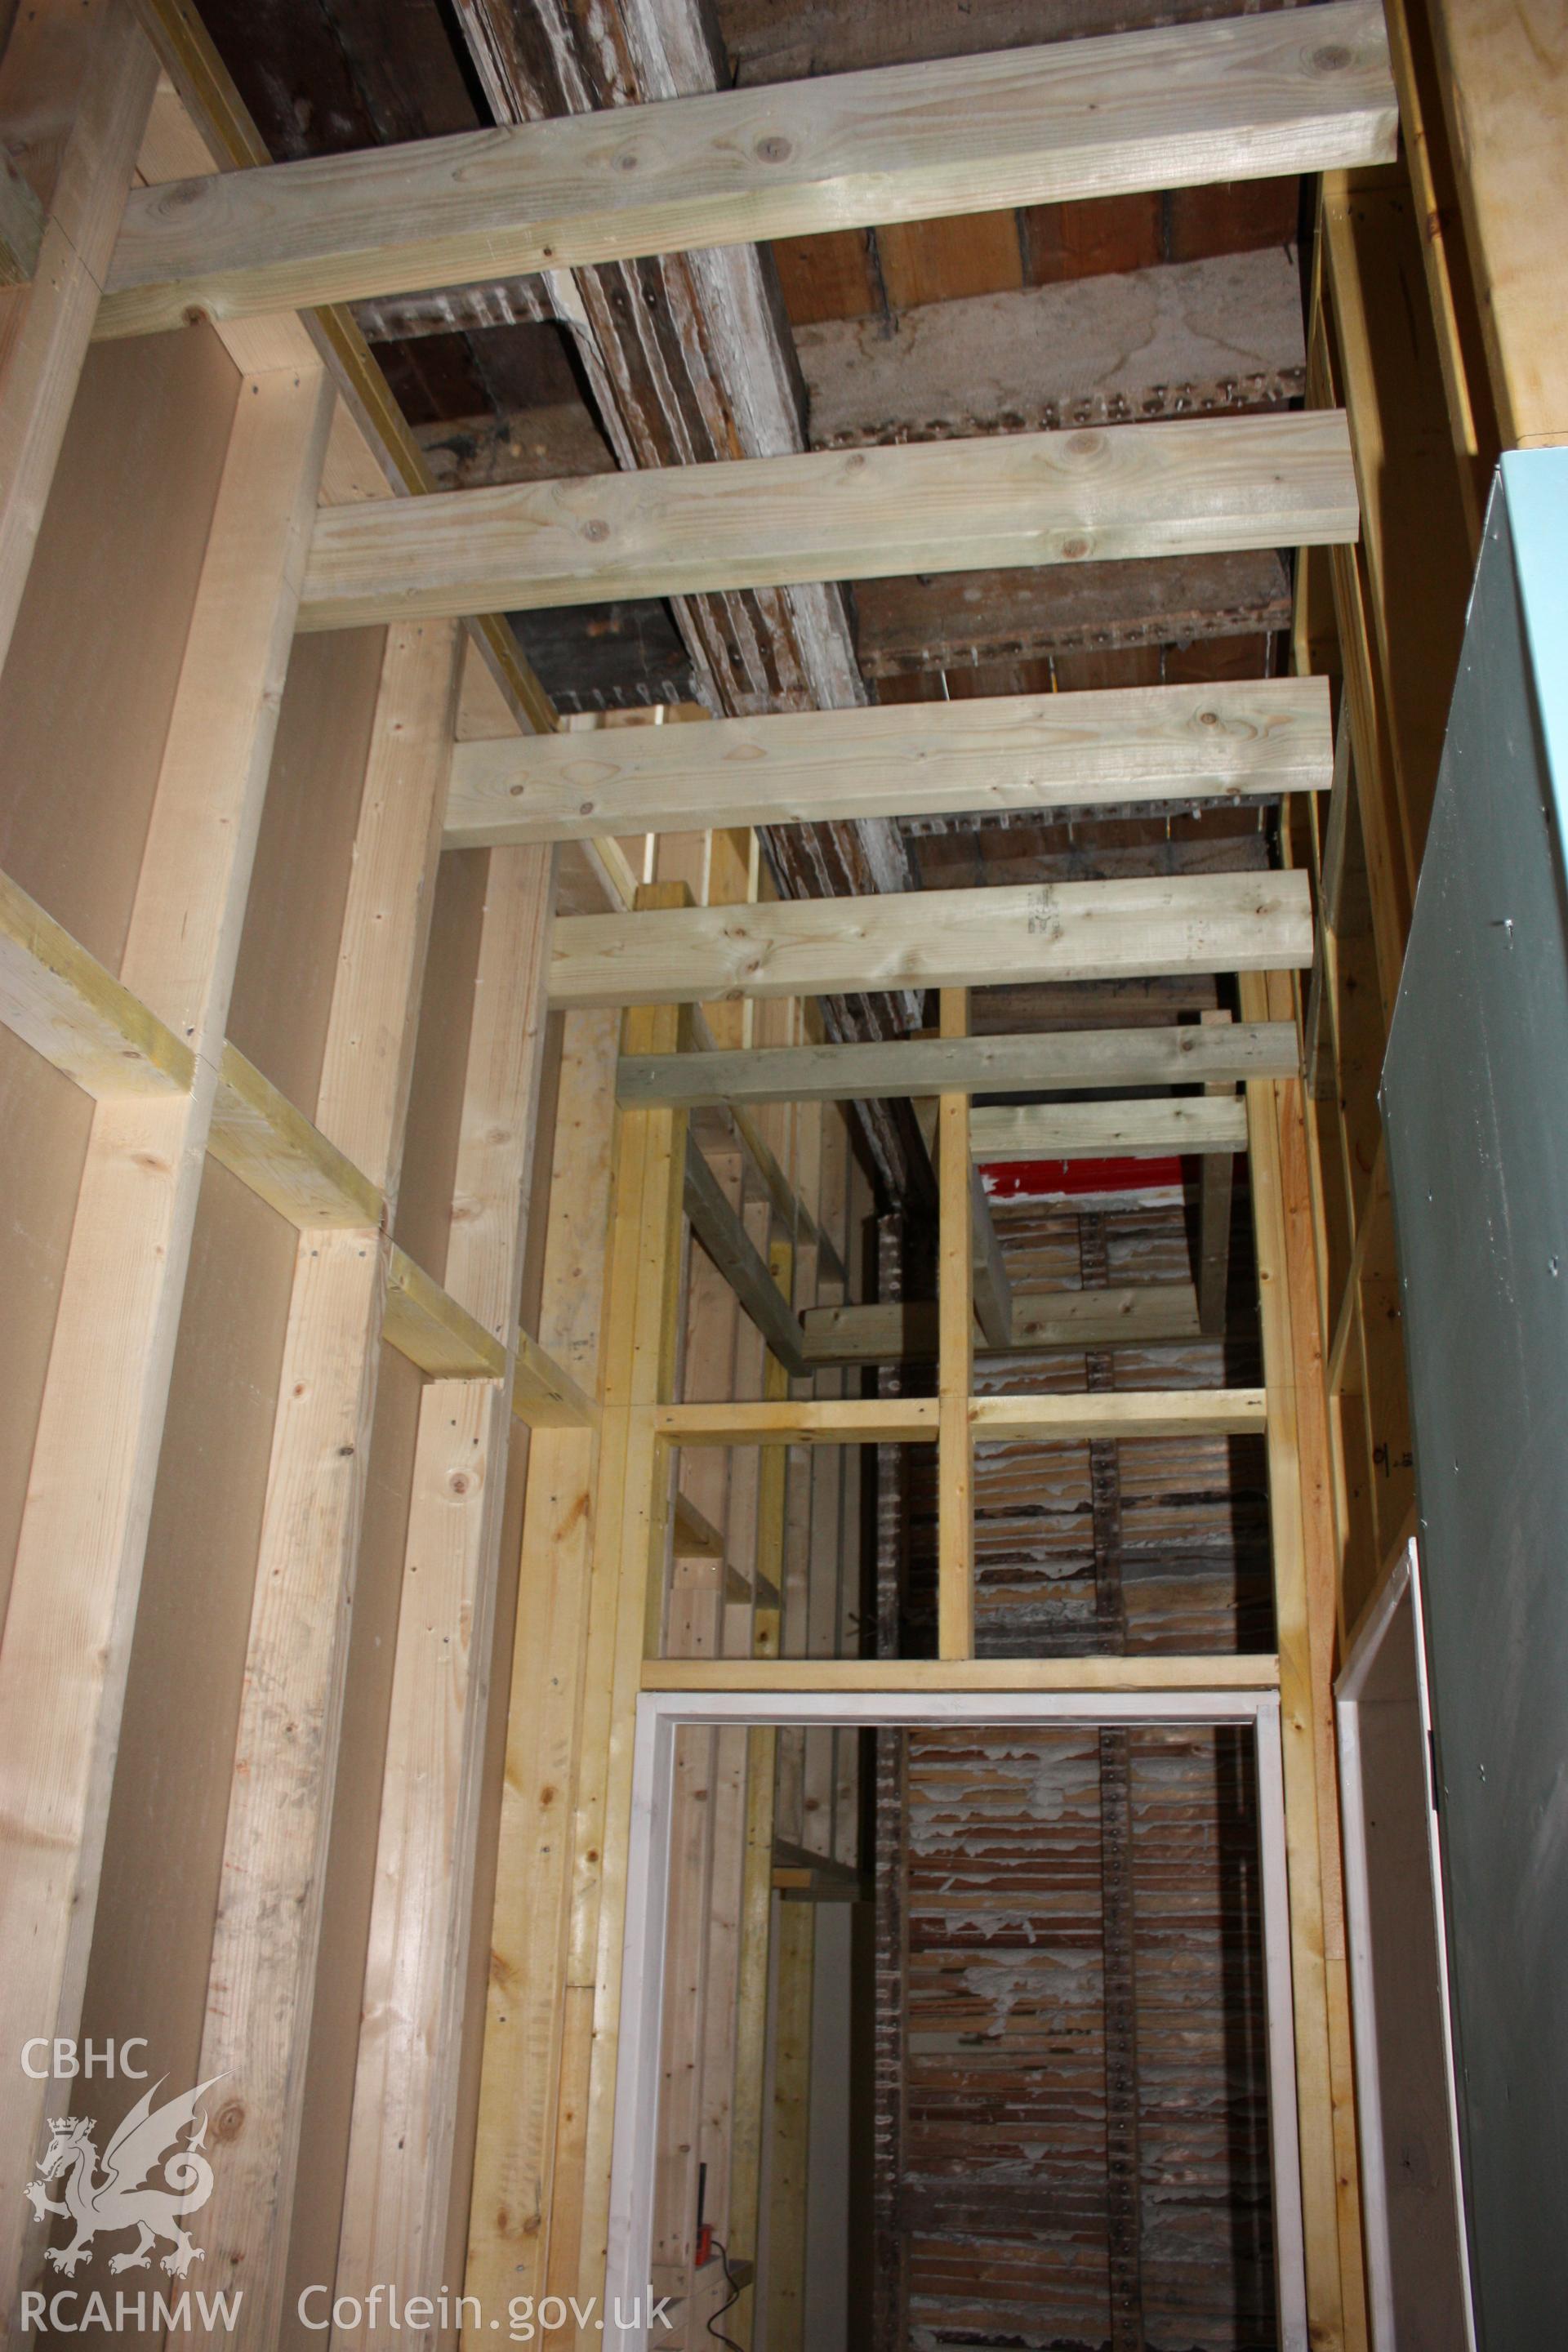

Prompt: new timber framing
[
  {"left": 605, "top": 1687, "right": 1310, "bottom": 2352},
  {"left": 293, "top": 412, "right": 1358, "bottom": 630},
  {"left": 550, "top": 873, "right": 1316, "bottom": 1008},
  {"left": 0, "top": 0, "right": 1408, "bottom": 2341},
  {"left": 93, "top": 1, "right": 1396, "bottom": 335},
  {"left": 445, "top": 679, "right": 1334, "bottom": 848}
]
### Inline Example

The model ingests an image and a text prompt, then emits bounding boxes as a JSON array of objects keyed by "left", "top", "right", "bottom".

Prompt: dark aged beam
[
  {"left": 449, "top": 0, "right": 922, "bottom": 1199},
  {"left": 855, "top": 548, "right": 1294, "bottom": 678}
]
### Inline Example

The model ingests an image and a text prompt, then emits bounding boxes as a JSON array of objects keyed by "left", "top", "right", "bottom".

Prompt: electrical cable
[{"left": 703, "top": 2234, "right": 745, "bottom": 2352}]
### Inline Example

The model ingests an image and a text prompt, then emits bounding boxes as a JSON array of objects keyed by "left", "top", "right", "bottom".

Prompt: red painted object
[{"left": 980, "top": 1154, "right": 1186, "bottom": 1200}]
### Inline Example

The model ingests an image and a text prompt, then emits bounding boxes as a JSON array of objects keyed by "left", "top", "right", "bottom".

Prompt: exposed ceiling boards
[
  {"left": 193, "top": 0, "right": 1328, "bottom": 726},
  {"left": 798, "top": 245, "right": 1306, "bottom": 446},
  {"left": 717, "top": 0, "right": 1302, "bottom": 81}
]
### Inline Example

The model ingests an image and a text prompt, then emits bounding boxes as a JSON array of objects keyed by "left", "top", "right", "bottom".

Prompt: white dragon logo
[{"left": 23, "top": 2076, "right": 221, "bottom": 2278}]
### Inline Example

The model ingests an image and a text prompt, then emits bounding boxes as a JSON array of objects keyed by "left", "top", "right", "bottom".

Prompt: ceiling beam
[
  {"left": 617, "top": 1020, "right": 1300, "bottom": 1107},
  {"left": 297, "top": 411, "right": 1356, "bottom": 630},
  {"left": 446, "top": 675, "right": 1330, "bottom": 846},
  {"left": 967, "top": 1096, "right": 1250, "bottom": 1160},
  {"left": 97, "top": 2, "right": 1394, "bottom": 336},
  {"left": 550, "top": 871, "right": 1313, "bottom": 1008}
]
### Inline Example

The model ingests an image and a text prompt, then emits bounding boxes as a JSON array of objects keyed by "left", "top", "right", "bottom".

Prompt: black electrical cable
[{"left": 703, "top": 2234, "right": 745, "bottom": 2352}]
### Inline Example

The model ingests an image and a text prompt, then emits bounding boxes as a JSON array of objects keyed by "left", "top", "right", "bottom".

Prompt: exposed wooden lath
[
  {"left": 719, "top": 0, "right": 1298, "bottom": 82},
  {"left": 858, "top": 550, "right": 1294, "bottom": 678},
  {"left": 448, "top": 0, "right": 927, "bottom": 1202}
]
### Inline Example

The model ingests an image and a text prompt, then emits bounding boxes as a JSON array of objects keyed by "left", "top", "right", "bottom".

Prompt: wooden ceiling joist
[
  {"left": 446, "top": 676, "right": 1331, "bottom": 846},
  {"left": 297, "top": 412, "right": 1357, "bottom": 630},
  {"left": 97, "top": 2, "right": 1394, "bottom": 337},
  {"left": 618, "top": 1020, "right": 1300, "bottom": 1107},
  {"left": 550, "top": 871, "right": 1314, "bottom": 1008},
  {"left": 968, "top": 1096, "right": 1250, "bottom": 1160}
]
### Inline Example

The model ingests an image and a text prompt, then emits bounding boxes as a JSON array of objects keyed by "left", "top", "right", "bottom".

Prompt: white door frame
[
  {"left": 604, "top": 1685, "right": 1307, "bottom": 2350},
  {"left": 1335, "top": 1542, "right": 1477, "bottom": 2351}
]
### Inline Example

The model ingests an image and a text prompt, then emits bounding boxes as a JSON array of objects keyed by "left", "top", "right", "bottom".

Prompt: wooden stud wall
[
  {"left": 6, "top": 0, "right": 1519, "bottom": 2344},
  {"left": 0, "top": 13, "right": 585, "bottom": 2336},
  {"left": 1276, "top": 16, "right": 1568, "bottom": 2348},
  {"left": 1289, "top": 0, "right": 1564, "bottom": 1673}
]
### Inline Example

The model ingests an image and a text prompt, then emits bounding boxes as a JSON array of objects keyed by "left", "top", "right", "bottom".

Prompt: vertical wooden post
[
  {"left": 801, "top": 1095, "right": 844, "bottom": 1860},
  {"left": 1197, "top": 1007, "right": 1236, "bottom": 1337},
  {"left": 937, "top": 987, "right": 974, "bottom": 1658},
  {"left": 651, "top": 1132, "right": 746, "bottom": 2310},
  {"left": 192, "top": 620, "right": 463, "bottom": 2342},
  {"left": 544, "top": 884, "right": 688, "bottom": 2345},
  {"left": 333, "top": 844, "right": 558, "bottom": 2337},
  {"left": 464, "top": 1005, "right": 620, "bottom": 2322},
  {"left": 1241, "top": 967, "right": 1367, "bottom": 2352},
  {"left": 0, "top": 363, "right": 332, "bottom": 2314},
  {"left": 726, "top": 1239, "right": 793, "bottom": 2350},
  {"left": 0, "top": 0, "right": 158, "bottom": 670}
]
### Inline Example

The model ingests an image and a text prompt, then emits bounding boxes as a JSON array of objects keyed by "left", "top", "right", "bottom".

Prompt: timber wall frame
[
  {"left": 1288, "top": 0, "right": 1568, "bottom": 1771},
  {"left": 2, "top": 0, "right": 1512, "bottom": 2344}
]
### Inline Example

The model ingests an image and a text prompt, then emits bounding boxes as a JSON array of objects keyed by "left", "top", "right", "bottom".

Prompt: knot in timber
[
  {"left": 582, "top": 518, "right": 610, "bottom": 544},
  {"left": 1312, "top": 42, "right": 1352, "bottom": 71},
  {"left": 755, "top": 135, "right": 792, "bottom": 163},
  {"left": 1026, "top": 888, "right": 1064, "bottom": 942}
]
